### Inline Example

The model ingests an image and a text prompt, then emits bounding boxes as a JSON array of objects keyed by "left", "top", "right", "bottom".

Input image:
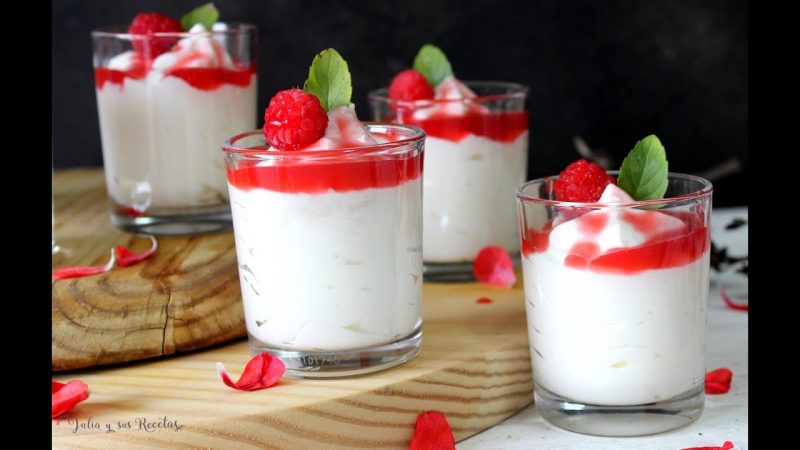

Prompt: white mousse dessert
[
  {"left": 410, "top": 77, "right": 528, "bottom": 262},
  {"left": 226, "top": 73, "right": 423, "bottom": 351},
  {"left": 95, "top": 23, "right": 256, "bottom": 213},
  {"left": 521, "top": 184, "right": 710, "bottom": 405},
  {"left": 378, "top": 45, "right": 529, "bottom": 264}
]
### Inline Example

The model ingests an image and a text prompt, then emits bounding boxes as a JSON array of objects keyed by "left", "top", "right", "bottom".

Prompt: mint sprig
[
  {"left": 181, "top": 3, "right": 220, "bottom": 31},
  {"left": 303, "top": 49, "right": 352, "bottom": 112},
  {"left": 413, "top": 44, "right": 453, "bottom": 87},
  {"left": 617, "top": 134, "right": 669, "bottom": 201}
]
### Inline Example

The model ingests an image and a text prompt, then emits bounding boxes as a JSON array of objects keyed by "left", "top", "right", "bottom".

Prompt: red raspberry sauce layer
[
  {"left": 390, "top": 110, "right": 528, "bottom": 143},
  {"left": 226, "top": 134, "right": 423, "bottom": 194},
  {"left": 94, "top": 64, "right": 255, "bottom": 91},
  {"left": 520, "top": 210, "right": 709, "bottom": 274}
]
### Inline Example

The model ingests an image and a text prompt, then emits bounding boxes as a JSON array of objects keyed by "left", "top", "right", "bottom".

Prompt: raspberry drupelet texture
[
  {"left": 554, "top": 159, "right": 617, "bottom": 202},
  {"left": 388, "top": 69, "right": 435, "bottom": 102},
  {"left": 263, "top": 89, "right": 329, "bottom": 151},
  {"left": 128, "top": 12, "right": 183, "bottom": 59}
]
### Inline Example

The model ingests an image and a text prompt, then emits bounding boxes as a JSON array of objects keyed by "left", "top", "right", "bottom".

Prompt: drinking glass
[
  {"left": 222, "top": 124, "right": 425, "bottom": 377},
  {"left": 370, "top": 82, "right": 528, "bottom": 279},
  {"left": 92, "top": 23, "right": 257, "bottom": 235},
  {"left": 516, "top": 173, "right": 712, "bottom": 436}
]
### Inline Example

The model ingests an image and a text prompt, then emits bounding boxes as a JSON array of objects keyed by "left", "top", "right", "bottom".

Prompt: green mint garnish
[
  {"left": 412, "top": 44, "right": 454, "bottom": 87},
  {"left": 617, "top": 134, "right": 669, "bottom": 201},
  {"left": 181, "top": 3, "right": 220, "bottom": 31},
  {"left": 303, "top": 48, "right": 352, "bottom": 112}
]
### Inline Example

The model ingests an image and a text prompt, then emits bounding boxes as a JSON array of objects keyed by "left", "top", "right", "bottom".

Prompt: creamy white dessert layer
[
  {"left": 422, "top": 132, "right": 528, "bottom": 262},
  {"left": 97, "top": 76, "right": 256, "bottom": 209},
  {"left": 523, "top": 252, "right": 709, "bottom": 405},
  {"left": 229, "top": 180, "right": 423, "bottom": 350}
]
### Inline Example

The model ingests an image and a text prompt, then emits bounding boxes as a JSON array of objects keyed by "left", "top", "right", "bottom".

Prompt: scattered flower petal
[
  {"left": 216, "top": 352, "right": 285, "bottom": 391},
  {"left": 52, "top": 249, "right": 116, "bottom": 282},
  {"left": 52, "top": 237, "right": 158, "bottom": 281},
  {"left": 115, "top": 235, "right": 158, "bottom": 267},
  {"left": 720, "top": 287, "right": 748, "bottom": 311},
  {"left": 52, "top": 380, "right": 90, "bottom": 419},
  {"left": 682, "top": 441, "right": 734, "bottom": 450},
  {"left": 706, "top": 367, "right": 733, "bottom": 394},
  {"left": 473, "top": 246, "right": 516, "bottom": 287},
  {"left": 409, "top": 410, "right": 455, "bottom": 450},
  {"left": 476, "top": 297, "right": 493, "bottom": 304}
]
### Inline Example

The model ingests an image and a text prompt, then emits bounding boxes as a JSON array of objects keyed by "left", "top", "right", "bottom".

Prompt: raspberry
[
  {"left": 128, "top": 13, "right": 183, "bottom": 59},
  {"left": 263, "top": 89, "right": 329, "bottom": 151},
  {"left": 553, "top": 159, "right": 616, "bottom": 202},
  {"left": 388, "top": 69, "right": 434, "bottom": 101}
]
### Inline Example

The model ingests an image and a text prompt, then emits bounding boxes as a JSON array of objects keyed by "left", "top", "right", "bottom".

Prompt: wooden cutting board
[
  {"left": 52, "top": 169, "right": 534, "bottom": 448},
  {"left": 52, "top": 284, "right": 532, "bottom": 449},
  {"left": 52, "top": 169, "right": 245, "bottom": 370}
]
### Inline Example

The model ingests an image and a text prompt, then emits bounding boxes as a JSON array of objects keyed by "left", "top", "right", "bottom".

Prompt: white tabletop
[{"left": 460, "top": 207, "right": 749, "bottom": 450}]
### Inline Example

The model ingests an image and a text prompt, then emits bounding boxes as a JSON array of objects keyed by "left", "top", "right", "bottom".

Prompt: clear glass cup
[
  {"left": 369, "top": 82, "right": 529, "bottom": 280},
  {"left": 222, "top": 124, "right": 425, "bottom": 377},
  {"left": 516, "top": 173, "right": 712, "bottom": 436},
  {"left": 92, "top": 23, "right": 257, "bottom": 235}
]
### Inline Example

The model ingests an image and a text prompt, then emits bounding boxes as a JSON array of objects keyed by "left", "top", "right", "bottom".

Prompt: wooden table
[{"left": 52, "top": 169, "right": 534, "bottom": 449}]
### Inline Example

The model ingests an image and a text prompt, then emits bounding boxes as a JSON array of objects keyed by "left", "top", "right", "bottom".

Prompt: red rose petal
[
  {"left": 473, "top": 246, "right": 516, "bottom": 287},
  {"left": 52, "top": 249, "right": 116, "bottom": 282},
  {"left": 682, "top": 441, "right": 735, "bottom": 450},
  {"left": 115, "top": 235, "right": 158, "bottom": 267},
  {"left": 720, "top": 287, "right": 748, "bottom": 312},
  {"left": 705, "top": 367, "right": 733, "bottom": 394},
  {"left": 476, "top": 297, "right": 493, "bottom": 304},
  {"left": 52, "top": 380, "right": 90, "bottom": 419},
  {"left": 216, "top": 352, "right": 286, "bottom": 391},
  {"left": 52, "top": 237, "right": 158, "bottom": 281},
  {"left": 409, "top": 410, "right": 455, "bottom": 450}
]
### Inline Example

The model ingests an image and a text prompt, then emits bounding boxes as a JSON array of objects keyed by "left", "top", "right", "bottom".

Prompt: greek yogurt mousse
[
  {"left": 94, "top": 18, "right": 256, "bottom": 215},
  {"left": 517, "top": 135, "right": 712, "bottom": 430},
  {"left": 224, "top": 49, "right": 424, "bottom": 360},
  {"left": 370, "top": 45, "right": 528, "bottom": 264},
  {"left": 521, "top": 183, "right": 710, "bottom": 405}
]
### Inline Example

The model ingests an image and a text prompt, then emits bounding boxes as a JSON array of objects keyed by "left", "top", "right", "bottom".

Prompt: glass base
[
  {"left": 110, "top": 208, "right": 232, "bottom": 236},
  {"left": 249, "top": 326, "right": 422, "bottom": 378},
  {"left": 534, "top": 383, "right": 705, "bottom": 437}
]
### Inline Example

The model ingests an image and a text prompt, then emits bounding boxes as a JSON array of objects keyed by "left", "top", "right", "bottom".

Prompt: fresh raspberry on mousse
[
  {"left": 553, "top": 159, "right": 616, "bottom": 203},
  {"left": 128, "top": 12, "right": 183, "bottom": 58},
  {"left": 263, "top": 88, "right": 329, "bottom": 151},
  {"left": 388, "top": 69, "right": 435, "bottom": 102}
]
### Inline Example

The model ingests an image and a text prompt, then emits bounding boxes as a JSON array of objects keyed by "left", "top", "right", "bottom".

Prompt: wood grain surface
[
  {"left": 52, "top": 283, "right": 533, "bottom": 449},
  {"left": 52, "top": 169, "right": 246, "bottom": 370},
  {"left": 52, "top": 169, "right": 534, "bottom": 448}
]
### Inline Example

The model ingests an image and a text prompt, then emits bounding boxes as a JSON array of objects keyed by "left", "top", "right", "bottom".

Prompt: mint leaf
[
  {"left": 617, "top": 135, "right": 669, "bottom": 201},
  {"left": 181, "top": 3, "right": 220, "bottom": 30},
  {"left": 303, "top": 48, "right": 352, "bottom": 112},
  {"left": 412, "top": 44, "right": 454, "bottom": 87}
]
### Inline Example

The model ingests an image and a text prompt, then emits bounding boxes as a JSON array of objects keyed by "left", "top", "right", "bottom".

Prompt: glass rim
[
  {"left": 222, "top": 123, "right": 426, "bottom": 159},
  {"left": 517, "top": 171, "right": 713, "bottom": 208},
  {"left": 91, "top": 22, "right": 257, "bottom": 38},
  {"left": 368, "top": 80, "right": 529, "bottom": 105}
]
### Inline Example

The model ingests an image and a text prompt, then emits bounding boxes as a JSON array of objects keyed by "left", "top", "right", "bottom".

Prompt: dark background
[{"left": 52, "top": 0, "right": 748, "bottom": 206}]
